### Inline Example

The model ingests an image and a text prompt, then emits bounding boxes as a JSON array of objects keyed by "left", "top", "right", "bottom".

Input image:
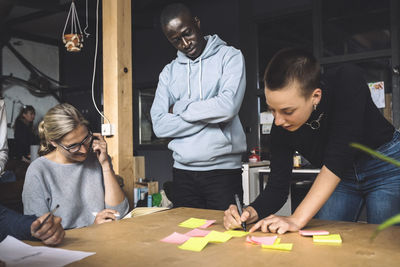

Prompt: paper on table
[
  {"left": 161, "top": 232, "right": 191, "bottom": 244},
  {"left": 178, "top": 237, "right": 209, "bottom": 252},
  {"left": 246, "top": 235, "right": 277, "bottom": 245},
  {"left": 179, "top": 218, "right": 207, "bottom": 229},
  {"left": 185, "top": 229, "right": 211, "bottom": 237},
  {"left": 0, "top": 235, "right": 95, "bottom": 267},
  {"left": 204, "top": 231, "right": 232, "bottom": 243},
  {"left": 199, "top": 220, "right": 216, "bottom": 229},
  {"left": 313, "top": 234, "right": 342, "bottom": 244},
  {"left": 122, "top": 207, "right": 169, "bottom": 219},
  {"left": 299, "top": 230, "right": 329, "bottom": 236},
  {"left": 224, "top": 230, "right": 249, "bottom": 237},
  {"left": 261, "top": 243, "right": 293, "bottom": 251}
]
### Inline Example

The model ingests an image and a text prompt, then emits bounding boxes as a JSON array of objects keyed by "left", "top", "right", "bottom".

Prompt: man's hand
[
  {"left": 223, "top": 204, "right": 259, "bottom": 230},
  {"left": 31, "top": 214, "right": 65, "bottom": 246}
]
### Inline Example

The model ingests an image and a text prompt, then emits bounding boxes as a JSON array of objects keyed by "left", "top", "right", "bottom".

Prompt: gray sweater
[{"left": 22, "top": 152, "right": 129, "bottom": 229}]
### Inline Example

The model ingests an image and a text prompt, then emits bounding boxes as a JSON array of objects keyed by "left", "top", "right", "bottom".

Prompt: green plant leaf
[
  {"left": 370, "top": 214, "right": 400, "bottom": 241},
  {"left": 350, "top": 143, "right": 400, "bottom": 168}
]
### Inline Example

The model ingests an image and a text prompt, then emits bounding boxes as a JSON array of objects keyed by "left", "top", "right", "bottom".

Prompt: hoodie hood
[
  {"left": 176, "top": 35, "right": 226, "bottom": 100},
  {"left": 176, "top": 34, "right": 226, "bottom": 63}
]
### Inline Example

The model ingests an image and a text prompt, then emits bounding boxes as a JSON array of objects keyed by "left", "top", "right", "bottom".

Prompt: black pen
[
  {"left": 33, "top": 204, "right": 60, "bottom": 233},
  {"left": 234, "top": 194, "right": 246, "bottom": 231}
]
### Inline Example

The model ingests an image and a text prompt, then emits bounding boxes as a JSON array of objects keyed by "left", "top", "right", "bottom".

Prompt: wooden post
[{"left": 102, "top": 0, "right": 136, "bottom": 208}]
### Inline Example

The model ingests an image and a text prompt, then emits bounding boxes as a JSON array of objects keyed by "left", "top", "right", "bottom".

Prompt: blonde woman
[{"left": 22, "top": 103, "right": 129, "bottom": 229}]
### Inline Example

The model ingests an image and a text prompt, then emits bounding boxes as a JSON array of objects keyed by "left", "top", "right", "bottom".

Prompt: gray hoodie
[{"left": 151, "top": 35, "right": 247, "bottom": 170}]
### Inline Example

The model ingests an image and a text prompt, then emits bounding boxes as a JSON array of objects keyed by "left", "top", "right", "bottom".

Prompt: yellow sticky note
[
  {"left": 179, "top": 218, "right": 207, "bottom": 228},
  {"left": 313, "top": 234, "right": 342, "bottom": 244},
  {"left": 205, "top": 231, "right": 232, "bottom": 243},
  {"left": 274, "top": 238, "right": 281, "bottom": 244},
  {"left": 262, "top": 243, "right": 293, "bottom": 251},
  {"left": 224, "top": 230, "right": 249, "bottom": 237},
  {"left": 178, "top": 237, "right": 209, "bottom": 252}
]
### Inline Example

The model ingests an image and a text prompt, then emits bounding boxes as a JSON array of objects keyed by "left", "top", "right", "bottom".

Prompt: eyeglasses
[{"left": 57, "top": 131, "right": 93, "bottom": 153}]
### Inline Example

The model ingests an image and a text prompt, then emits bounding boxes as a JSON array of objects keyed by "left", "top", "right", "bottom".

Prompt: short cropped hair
[
  {"left": 263, "top": 48, "right": 321, "bottom": 97},
  {"left": 160, "top": 3, "right": 192, "bottom": 28}
]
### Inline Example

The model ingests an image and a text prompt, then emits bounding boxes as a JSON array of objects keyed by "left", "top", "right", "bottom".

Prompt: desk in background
[
  {"left": 241, "top": 161, "right": 270, "bottom": 206},
  {"left": 27, "top": 208, "right": 400, "bottom": 266},
  {"left": 242, "top": 163, "right": 320, "bottom": 216}
]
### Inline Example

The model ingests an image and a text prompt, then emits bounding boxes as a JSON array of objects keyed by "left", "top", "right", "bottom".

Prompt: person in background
[
  {"left": 22, "top": 103, "right": 129, "bottom": 229},
  {"left": 224, "top": 48, "right": 400, "bottom": 234},
  {"left": 0, "top": 204, "right": 64, "bottom": 245},
  {"left": 13, "top": 105, "right": 38, "bottom": 163},
  {"left": 150, "top": 3, "right": 247, "bottom": 210}
]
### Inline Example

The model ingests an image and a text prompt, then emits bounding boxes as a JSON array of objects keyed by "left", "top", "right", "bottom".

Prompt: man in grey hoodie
[{"left": 150, "top": 3, "right": 247, "bottom": 210}]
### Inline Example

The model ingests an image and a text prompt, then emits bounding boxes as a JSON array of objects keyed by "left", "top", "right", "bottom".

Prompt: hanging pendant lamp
[{"left": 62, "top": 0, "right": 84, "bottom": 52}]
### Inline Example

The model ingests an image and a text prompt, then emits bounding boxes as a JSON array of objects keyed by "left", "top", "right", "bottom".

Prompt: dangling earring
[{"left": 313, "top": 104, "right": 317, "bottom": 111}]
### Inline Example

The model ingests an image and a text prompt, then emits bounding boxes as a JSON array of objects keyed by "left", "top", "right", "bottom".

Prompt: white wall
[{"left": 2, "top": 38, "right": 60, "bottom": 138}]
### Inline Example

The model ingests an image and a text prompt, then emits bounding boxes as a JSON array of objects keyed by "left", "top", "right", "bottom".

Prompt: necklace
[{"left": 305, "top": 112, "right": 324, "bottom": 130}]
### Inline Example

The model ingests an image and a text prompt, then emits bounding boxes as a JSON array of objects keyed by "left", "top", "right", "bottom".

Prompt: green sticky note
[
  {"left": 224, "top": 230, "right": 249, "bottom": 237},
  {"left": 205, "top": 231, "right": 232, "bottom": 243},
  {"left": 313, "top": 234, "right": 342, "bottom": 244},
  {"left": 261, "top": 243, "right": 293, "bottom": 251},
  {"left": 178, "top": 237, "right": 209, "bottom": 252},
  {"left": 179, "top": 218, "right": 207, "bottom": 228}
]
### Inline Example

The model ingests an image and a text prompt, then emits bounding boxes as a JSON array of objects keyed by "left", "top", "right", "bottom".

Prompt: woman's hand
[
  {"left": 31, "top": 214, "right": 65, "bottom": 246},
  {"left": 224, "top": 204, "right": 259, "bottom": 230},
  {"left": 249, "top": 214, "right": 302, "bottom": 234},
  {"left": 94, "top": 209, "right": 120, "bottom": 224},
  {"left": 92, "top": 133, "right": 110, "bottom": 167}
]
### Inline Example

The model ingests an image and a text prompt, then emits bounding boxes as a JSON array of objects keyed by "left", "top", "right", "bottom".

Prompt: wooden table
[{"left": 28, "top": 208, "right": 400, "bottom": 266}]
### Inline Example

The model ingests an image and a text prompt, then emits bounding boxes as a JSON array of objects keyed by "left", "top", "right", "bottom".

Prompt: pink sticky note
[
  {"left": 299, "top": 230, "right": 329, "bottom": 236},
  {"left": 185, "top": 228, "right": 211, "bottom": 237},
  {"left": 161, "top": 232, "right": 191, "bottom": 244},
  {"left": 199, "top": 220, "right": 216, "bottom": 229},
  {"left": 246, "top": 236, "right": 277, "bottom": 245}
]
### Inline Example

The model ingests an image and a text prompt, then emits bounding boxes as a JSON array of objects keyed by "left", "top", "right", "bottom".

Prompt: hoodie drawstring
[
  {"left": 187, "top": 60, "right": 191, "bottom": 99},
  {"left": 186, "top": 58, "right": 203, "bottom": 100},
  {"left": 199, "top": 57, "right": 203, "bottom": 100}
]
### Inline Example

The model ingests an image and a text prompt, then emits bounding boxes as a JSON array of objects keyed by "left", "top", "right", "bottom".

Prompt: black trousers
[{"left": 172, "top": 168, "right": 243, "bottom": 210}]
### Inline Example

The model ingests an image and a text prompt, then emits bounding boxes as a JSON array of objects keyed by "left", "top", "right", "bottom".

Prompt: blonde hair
[{"left": 38, "top": 103, "right": 89, "bottom": 156}]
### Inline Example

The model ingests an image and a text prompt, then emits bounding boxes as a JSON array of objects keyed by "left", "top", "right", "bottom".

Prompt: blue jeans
[{"left": 316, "top": 130, "right": 400, "bottom": 224}]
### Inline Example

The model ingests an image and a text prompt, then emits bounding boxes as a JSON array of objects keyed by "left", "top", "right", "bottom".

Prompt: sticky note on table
[
  {"left": 224, "top": 230, "right": 249, "bottom": 237},
  {"left": 205, "top": 231, "right": 232, "bottom": 243},
  {"left": 199, "top": 220, "right": 216, "bottom": 229},
  {"left": 185, "top": 229, "right": 211, "bottom": 237},
  {"left": 313, "top": 234, "right": 342, "bottom": 244},
  {"left": 161, "top": 232, "right": 190, "bottom": 244},
  {"left": 299, "top": 230, "right": 329, "bottom": 236},
  {"left": 262, "top": 243, "right": 293, "bottom": 251},
  {"left": 274, "top": 238, "right": 281, "bottom": 244},
  {"left": 246, "top": 235, "right": 277, "bottom": 245},
  {"left": 179, "top": 218, "right": 207, "bottom": 228},
  {"left": 178, "top": 237, "right": 209, "bottom": 252}
]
